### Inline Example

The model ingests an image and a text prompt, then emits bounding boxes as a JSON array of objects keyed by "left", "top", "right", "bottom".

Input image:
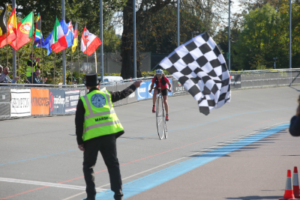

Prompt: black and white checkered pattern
[{"left": 159, "top": 32, "right": 231, "bottom": 115}]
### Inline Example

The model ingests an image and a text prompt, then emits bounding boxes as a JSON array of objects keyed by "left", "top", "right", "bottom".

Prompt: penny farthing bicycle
[{"left": 156, "top": 88, "right": 168, "bottom": 140}]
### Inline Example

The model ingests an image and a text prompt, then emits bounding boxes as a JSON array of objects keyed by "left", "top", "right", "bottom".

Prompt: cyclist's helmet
[{"left": 156, "top": 69, "right": 163, "bottom": 75}]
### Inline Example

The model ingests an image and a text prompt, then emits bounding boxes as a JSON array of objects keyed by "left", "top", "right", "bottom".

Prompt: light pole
[
  {"left": 133, "top": 0, "right": 137, "bottom": 78},
  {"left": 228, "top": 0, "right": 231, "bottom": 72},
  {"left": 62, "top": 0, "right": 66, "bottom": 85},
  {"left": 177, "top": 0, "right": 180, "bottom": 47},
  {"left": 289, "top": 0, "right": 292, "bottom": 70},
  {"left": 100, "top": 0, "right": 103, "bottom": 82},
  {"left": 273, "top": 57, "right": 278, "bottom": 69}
]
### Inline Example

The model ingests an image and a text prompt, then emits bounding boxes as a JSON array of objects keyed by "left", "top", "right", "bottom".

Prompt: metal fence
[
  {"left": 230, "top": 68, "right": 300, "bottom": 88},
  {"left": 0, "top": 69, "right": 299, "bottom": 120}
]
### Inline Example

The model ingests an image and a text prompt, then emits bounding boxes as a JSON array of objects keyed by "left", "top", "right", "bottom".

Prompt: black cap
[{"left": 85, "top": 73, "right": 99, "bottom": 86}]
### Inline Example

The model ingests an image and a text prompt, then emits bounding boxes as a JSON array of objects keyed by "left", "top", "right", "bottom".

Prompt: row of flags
[{"left": 0, "top": 7, "right": 102, "bottom": 56}]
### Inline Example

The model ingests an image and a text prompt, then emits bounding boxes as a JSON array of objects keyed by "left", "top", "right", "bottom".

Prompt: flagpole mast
[
  {"left": 71, "top": 46, "right": 73, "bottom": 85},
  {"left": 31, "top": 12, "right": 34, "bottom": 84},
  {"left": 85, "top": 23, "right": 88, "bottom": 74},
  {"left": 100, "top": 0, "right": 103, "bottom": 82},
  {"left": 77, "top": 41, "right": 80, "bottom": 84},
  {"left": 62, "top": 0, "right": 66, "bottom": 85},
  {"left": 6, "top": 11, "right": 8, "bottom": 67},
  {"left": 133, "top": 0, "right": 136, "bottom": 78},
  {"left": 12, "top": 0, "right": 16, "bottom": 79},
  {"left": 40, "top": 13, "right": 44, "bottom": 81}
]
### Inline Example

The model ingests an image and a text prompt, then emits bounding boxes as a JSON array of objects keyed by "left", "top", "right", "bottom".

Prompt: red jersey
[{"left": 152, "top": 76, "right": 169, "bottom": 90}]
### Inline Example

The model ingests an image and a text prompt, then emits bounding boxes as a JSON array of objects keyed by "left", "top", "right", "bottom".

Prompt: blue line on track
[
  {"left": 0, "top": 108, "right": 290, "bottom": 167},
  {"left": 94, "top": 123, "right": 289, "bottom": 200}
]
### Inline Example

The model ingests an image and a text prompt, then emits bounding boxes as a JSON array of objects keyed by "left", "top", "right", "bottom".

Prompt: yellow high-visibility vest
[
  {"left": 26, "top": 59, "right": 36, "bottom": 77},
  {"left": 80, "top": 89, "right": 124, "bottom": 142}
]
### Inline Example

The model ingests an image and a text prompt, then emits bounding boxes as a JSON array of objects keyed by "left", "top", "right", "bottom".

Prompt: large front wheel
[{"left": 156, "top": 95, "right": 166, "bottom": 140}]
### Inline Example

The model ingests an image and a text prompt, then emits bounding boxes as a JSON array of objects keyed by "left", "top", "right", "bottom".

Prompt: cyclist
[{"left": 149, "top": 69, "right": 171, "bottom": 121}]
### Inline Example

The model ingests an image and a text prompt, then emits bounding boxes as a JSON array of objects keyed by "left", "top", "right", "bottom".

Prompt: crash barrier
[{"left": 0, "top": 69, "right": 299, "bottom": 120}]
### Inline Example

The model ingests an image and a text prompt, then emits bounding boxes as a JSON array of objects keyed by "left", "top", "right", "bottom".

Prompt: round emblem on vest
[{"left": 91, "top": 93, "right": 106, "bottom": 108}]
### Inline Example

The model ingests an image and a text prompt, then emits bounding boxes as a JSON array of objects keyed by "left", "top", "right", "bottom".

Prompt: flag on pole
[
  {"left": 50, "top": 17, "right": 68, "bottom": 53},
  {"left": 0, "top": 4, "right": 8, "bottom": 48},
  {"left": 0, "top": 7, "right": 17, "bottom": 48},
  {"left": 33, "top": 13, "right": 43, "bottom": 47},
  {"left": 10, "top": 11, "right": 34, "bottom": 50},
  {"left": 159, "top": 32, "right": 231, "bottom": 115},
  {"left": 72, "top": 22, "right": 78, "bottom": 53},
  {"left": 81, "top": 27, "right": 101, "bottom": 56},
  {"left": 60, "top": 20, "right": 74, "bottom": 48},
  {"left": 6, "top": 8, "right": 17, "bottom": 45},
  {"left": 42, "top": 31, "right": 52, "bottom": 56}
]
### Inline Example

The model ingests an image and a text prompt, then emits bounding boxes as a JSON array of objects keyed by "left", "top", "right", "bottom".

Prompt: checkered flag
[{"left": 159, "top": 32, "right": 231, "bottom": 115}]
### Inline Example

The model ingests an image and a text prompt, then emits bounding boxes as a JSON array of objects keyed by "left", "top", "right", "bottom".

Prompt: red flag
[
  {"left": 0, "top": 8, "right": 17, "bottom": 48},
  {"left": 10, "top": 12, "right": 34, "bottom": 50},
  {"left": 80, "top": 27, "right": 101, "bottom": 56}
]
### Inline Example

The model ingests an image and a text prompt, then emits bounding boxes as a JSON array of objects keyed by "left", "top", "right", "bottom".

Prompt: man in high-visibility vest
[
  {"left": 26, "top": 53, "right": 40, "bottom": 81},
  {"left": 75, "top": 74, "right": 142, "bottom": 200}
]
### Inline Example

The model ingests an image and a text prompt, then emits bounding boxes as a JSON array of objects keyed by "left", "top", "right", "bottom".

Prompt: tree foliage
[{"left": 216, "top": 1, "right": 300, "bottom": 70}]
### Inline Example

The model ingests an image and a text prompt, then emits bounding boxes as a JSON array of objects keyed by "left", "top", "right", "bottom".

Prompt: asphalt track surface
[{"left": 0, "top": 86, "right": 299, "bottom": 200}]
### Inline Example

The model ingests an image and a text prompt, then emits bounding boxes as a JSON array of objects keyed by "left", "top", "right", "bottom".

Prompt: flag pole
[
  {"left": 12, "top": 0, "right": 16, "bottom": 79},
  {"left": 40, "top": 13, "right": 44, "bottom": 81},
  {"left": 84, "top": 23, "right": 88, "bottom": 74},
  {"left": 94, "top": 52, "right": 97, "bottom": 74},
  {"left": 6, "top": 33, "right": 8, "bottom": 67},
  {"left": 16, "top": 11, "right": 19, "bottom": 81},
  {"left": 31, "top": 12, "right": 34, "bottom": 84},
  {"left": 71, "top": 47, "right": 73, "bottom": 85},
  {"left": 77, "top": 35, "right": 80, "bottom": 84},
  {"left": 5, "top": 5, "right": 8, "bottom": 67}
]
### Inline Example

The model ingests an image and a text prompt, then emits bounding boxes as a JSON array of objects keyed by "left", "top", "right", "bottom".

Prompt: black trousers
[{"left": 83, "top": 134, "right": 123, "bottom": 200}]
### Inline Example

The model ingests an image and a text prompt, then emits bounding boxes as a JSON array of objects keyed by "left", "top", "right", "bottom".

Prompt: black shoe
[{"left": 83, "top": 198, "right": 95, "bottom": 200}]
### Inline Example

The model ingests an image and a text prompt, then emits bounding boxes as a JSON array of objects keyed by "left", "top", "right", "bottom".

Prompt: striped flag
[
  {"left": 72, "top": 22, "right": 78, "bottom": 53},
  {"left": 34, "top": 13, "right": 43, "bottom": 47},
  {"left": 10, "top": 12, "right": 34, "bottom": 50},
  {"left": 50, "top": 17, "right": 68, "bottom": 53},
  {"left": 81, "top": 27, "right": 101, "bottom": 56},
  {"left": 0, "top": 7, "right": 17, "bottom": 48},
  {"left": 0, "top": 5, "right": 8, "bottom": 48}
]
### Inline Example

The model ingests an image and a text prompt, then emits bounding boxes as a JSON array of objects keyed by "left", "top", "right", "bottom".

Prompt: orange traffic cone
[
  {"left": 293, "top": 167, "right": 300, "bottom": 198},
  {"left": 279, "top": 170, "right": 297, "bottom": 200}
]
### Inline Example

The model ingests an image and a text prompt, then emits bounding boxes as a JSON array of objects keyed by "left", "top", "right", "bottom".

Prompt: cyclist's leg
[{"left": 162, "top": 89, "right": 169, "bottom": 115}]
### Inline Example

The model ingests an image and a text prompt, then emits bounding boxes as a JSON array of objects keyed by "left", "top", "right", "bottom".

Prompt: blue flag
[
  {"left": 42, "top": 31, "right": 53, "bottom": 56},
  {"left": 60, "top": 20, "right": 74, "bottom": 48}
]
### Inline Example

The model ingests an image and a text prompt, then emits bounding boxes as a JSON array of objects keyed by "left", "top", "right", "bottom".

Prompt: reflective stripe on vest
[
  {"left": 26, "top": 61, "right": 35, "bottom": 77},
  {"left": 81, "top": 89, "right": 124, "bottom": 141},
  {"left": 83, "top": 95, "right": 115, "bottom": 120}
]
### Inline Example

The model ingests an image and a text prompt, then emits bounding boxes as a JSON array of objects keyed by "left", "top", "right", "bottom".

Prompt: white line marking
[{"left": 0, "top": 177, "right": 106, "bottom": 192}]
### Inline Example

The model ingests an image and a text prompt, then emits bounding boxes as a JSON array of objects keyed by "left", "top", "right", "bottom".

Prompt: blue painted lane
[{"left": 94, "top": 123, "right": 289, "bottom": 200}]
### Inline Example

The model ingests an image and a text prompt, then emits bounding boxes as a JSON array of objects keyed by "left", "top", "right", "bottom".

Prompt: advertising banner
[
  {"left": 31, "top": 88, "right": 50, "bottom": 115},
  {"left": 79, "top": 89, "right": 86, "bottom": 97},
  {"left": 65, "top": 90, "right": 80, "bottom": 113},
  {"left": 10, "top": 89, "right": 31, "bottom": 117},
  {"left": 49, "top": 90, "right": 65, "bottom": 115},
  {"left": 172, "top": 79, "right": 187, "bottom": 95},
  {"left": 137, "top": 79, "right": 173, "bottom": 100}
]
